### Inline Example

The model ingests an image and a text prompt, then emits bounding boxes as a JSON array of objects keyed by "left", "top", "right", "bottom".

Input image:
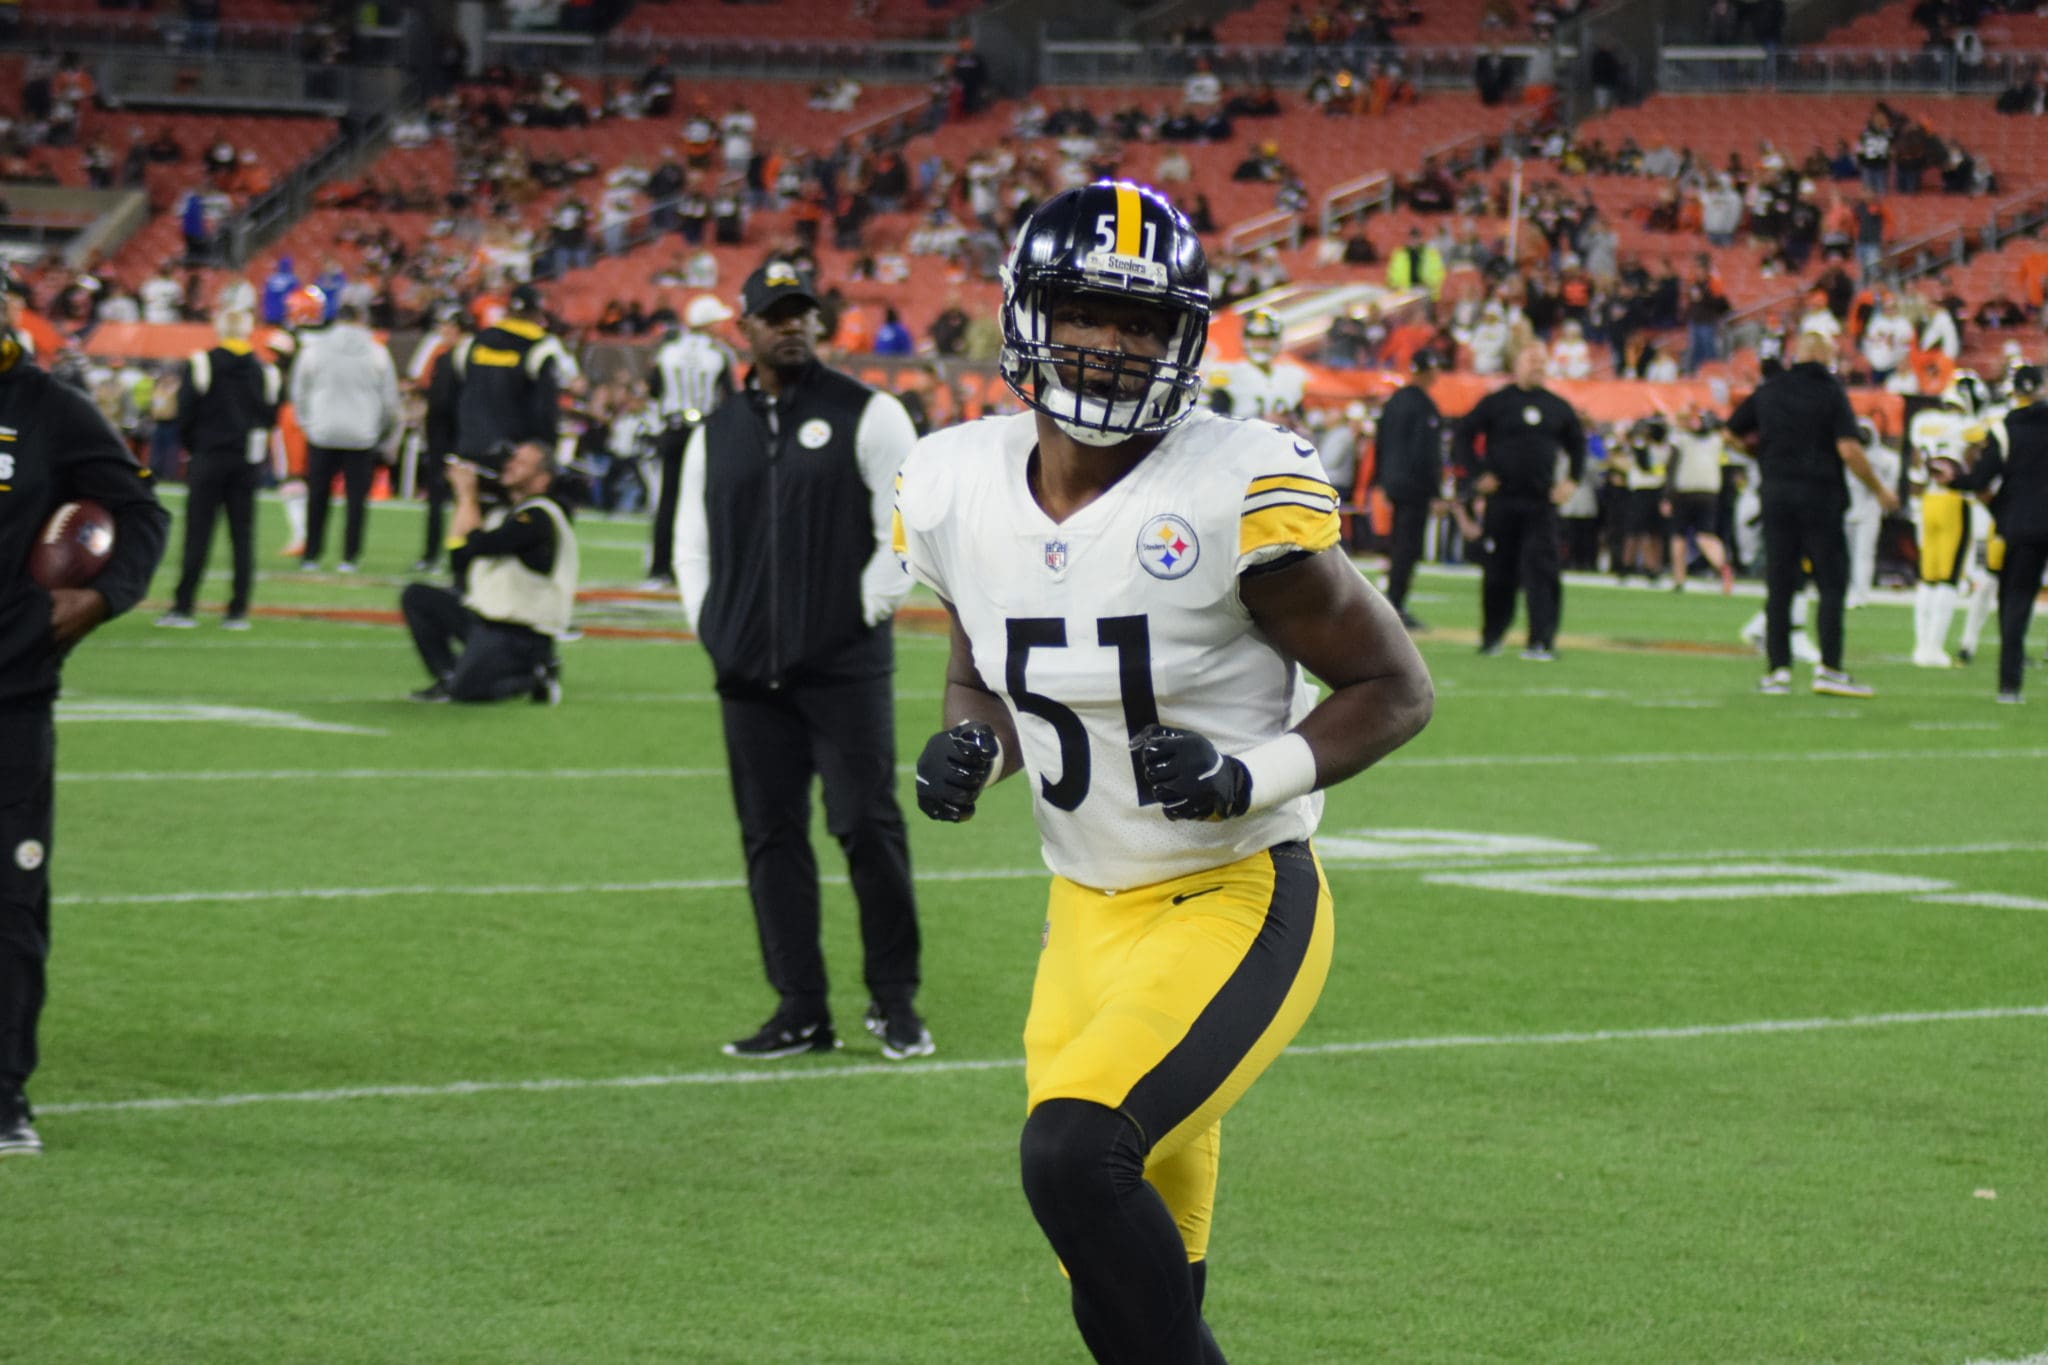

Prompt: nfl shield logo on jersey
[
  {"left": 1043, "top": 539, "right": 1068, "bottom": 573},
  {"left": 1138, "top": 514, "right": 1200, "bottom": 580}
]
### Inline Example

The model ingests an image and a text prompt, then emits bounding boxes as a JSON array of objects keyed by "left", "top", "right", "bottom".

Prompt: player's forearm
[
  {"left": 943, "top": 679, "right": 1021, "bottom": 784},
  {"left": 1292, "top": 664, "right": 1434, "bottom": 789}
]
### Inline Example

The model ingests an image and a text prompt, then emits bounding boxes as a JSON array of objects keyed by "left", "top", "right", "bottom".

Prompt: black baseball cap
[
  {"left": 741, "top": 260, "right": 820, "bottom": 317},
  {"left": 1411, "top": 349, "right": 1441, "bottom": 374},
  {"left": 2013, "top": 364, "right": 2043, "bottom": 397},
  {"left": 508, "top": 283, "right": 543, "bottom": 315}
]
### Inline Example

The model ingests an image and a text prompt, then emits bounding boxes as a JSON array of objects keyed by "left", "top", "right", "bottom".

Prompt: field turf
[{"left": 6, "top": 491, "right": 2045, "bottom": 1364}]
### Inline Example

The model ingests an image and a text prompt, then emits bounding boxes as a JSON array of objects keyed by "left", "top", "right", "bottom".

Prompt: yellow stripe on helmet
[{"left": 1114, "top": 184, "right": 1142, "bottom": 257}]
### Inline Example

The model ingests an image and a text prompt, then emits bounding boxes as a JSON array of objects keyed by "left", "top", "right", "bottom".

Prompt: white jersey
[
  {"left": 1212, "top": 359, "right": 1307, "bottom": 424},
  {"left": 1910, "top": 407, "right": 1975, "bottom": 475},
  {"left": 1846, "top": 440, "right": 1900, "bottom": 522},
  {"left": 896, "top": 409, "right": 1339, "bottom": 892}
]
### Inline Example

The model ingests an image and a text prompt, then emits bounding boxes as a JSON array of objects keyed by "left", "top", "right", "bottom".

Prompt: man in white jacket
[{"left": 289, "top": 301, "right": 399, "bottom": 571}]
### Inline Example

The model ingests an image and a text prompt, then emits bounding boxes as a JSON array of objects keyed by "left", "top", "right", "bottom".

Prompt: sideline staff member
[
  {"left": 1939, "top": 363, "right": 2048, "bottom": 703},
  {"left": 0, "top": 274, "right": 169, "bottom": 1157},
  {"left": 1453, "top": 341, "right": 1585, "bottom": 660},
  {"left": 452, "top": 284, "right": 577, "bottom": 464},
  {"left": 1727, "top": 332, "right": 1899, "bottom": 697},
  {"left": 400, "top": 440, "right": 578, "bottom": 704},
  {"left": 674, "top": 261, "right": 927, "bottom": 1061},
  {"left": 1371, "top": 350, "right": 1444, "bottom": 629},
  {"left": 158, "top": 300, "right": 280, "bottom": 628},
  {"left": 645, "top": 294, "right": 735, "bottom": 588}
]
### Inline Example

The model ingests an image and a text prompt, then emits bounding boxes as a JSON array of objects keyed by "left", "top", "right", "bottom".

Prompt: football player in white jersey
[
  {"left": 1207, "top": 308, "right": 1308, "bottom": 429},
  {"left": 895, "top": 182, "right": 1433, "bottom": 1364}
]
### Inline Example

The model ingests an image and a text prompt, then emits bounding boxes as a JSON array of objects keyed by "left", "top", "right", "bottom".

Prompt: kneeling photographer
[{"left": 400, "top": 440, "right": 579, "bottom": 704}]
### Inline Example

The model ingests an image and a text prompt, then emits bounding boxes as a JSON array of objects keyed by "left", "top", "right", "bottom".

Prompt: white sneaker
[
  {"left": 336, "top": 561, "right": 358, "bottom": 574},
  {"left": 1812, "top": 667, "right": 1875, "bottom": 699},
  {"left": 154, "top": 611, "right": 197, "bottom": 629},
  {"left": 1911, "top": 649, "right": 1953, "bottom": 669}
]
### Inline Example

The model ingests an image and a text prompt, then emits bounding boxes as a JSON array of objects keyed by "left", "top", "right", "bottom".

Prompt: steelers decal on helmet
[{"left": 1138, "top": 514, "right": 1200, "bottom": 580}]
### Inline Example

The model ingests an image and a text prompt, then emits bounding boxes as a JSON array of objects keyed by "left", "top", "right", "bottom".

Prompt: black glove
[
  {"left": 916, "top": 721, "right": 1001, "bottom": 823},
  {"left": 1131, "top": 723, "right": 1251, "bottom": 822}
]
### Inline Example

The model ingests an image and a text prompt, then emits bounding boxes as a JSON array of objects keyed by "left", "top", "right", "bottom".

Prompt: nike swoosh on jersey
[{"left": 1170, "top": 885, "right": 1224, "bottom": 904}]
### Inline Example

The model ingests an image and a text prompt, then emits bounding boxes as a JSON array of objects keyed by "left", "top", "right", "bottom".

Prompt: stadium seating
[
  {"left": 1814, "top": 0, "right": 2048, "bottom": 49},
  {"left": 1214, "top": 0, "right": 1532, "bottom": 47}
]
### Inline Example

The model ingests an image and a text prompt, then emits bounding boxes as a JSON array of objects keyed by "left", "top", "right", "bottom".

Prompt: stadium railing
[
  {"left": 218, "top": 110, "right": 400, "bottom": 269},
  {"left": 1658, "top": 45, "right": 2032, "bottom": 94},
  {"left": 1038, "top": 40, "right": 1576, "bottom": 89}
]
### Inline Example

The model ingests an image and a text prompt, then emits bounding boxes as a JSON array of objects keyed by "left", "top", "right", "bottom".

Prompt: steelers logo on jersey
[
  {"left": 1523, "top": 406, "right": 1543, "bottom": 426},
  {"left": 1138, "top": 514, "right": 1200, "bottom": 579},
  {"left": 798, "top": 418, "right": 833, "bottom": 449}
]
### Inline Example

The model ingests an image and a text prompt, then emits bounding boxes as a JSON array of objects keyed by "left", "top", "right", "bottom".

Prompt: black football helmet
[
  {"left": 1000, "top": 180, "right": 1210, "bottom": 447},
  {"left": 1242, "top": 308, "right": 1283, "bottom": 365}
]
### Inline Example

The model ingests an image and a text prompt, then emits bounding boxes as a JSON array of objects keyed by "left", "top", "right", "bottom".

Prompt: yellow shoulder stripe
[
  {"left": 890, "top": 508, "right": 907, "bottom": 556},
  {"left": 1240, "top": 503, "right": 1340, "bottom": 558},
  {"left": 1246, "top": 474, "right": 1338, "bottom": 500},
  {"left": 468, "top": 345, "right": 521, "bottom": 368}
]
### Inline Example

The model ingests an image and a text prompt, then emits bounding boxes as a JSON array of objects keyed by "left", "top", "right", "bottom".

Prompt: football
[{"left": 30, "top": 500, "right": 116, "bottom": 590}]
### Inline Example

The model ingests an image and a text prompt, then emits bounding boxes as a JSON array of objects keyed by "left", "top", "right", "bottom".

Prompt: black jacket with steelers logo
[
  {"left": 0, "top": 341, "right": 170, "bottom": 709},
  {"left": 689, "top": 361, "right": 891, "bottom": 693},
  {"left": 451, "top": 317, "right": 573, "bottom": 458},
  {"left": 1453, "top": 383, "right": 1588, "bottom": 500}
]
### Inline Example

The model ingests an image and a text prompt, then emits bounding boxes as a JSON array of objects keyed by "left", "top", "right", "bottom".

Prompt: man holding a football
[{"left": 0, "top": 267, "right": 169, "bottom": 1157}]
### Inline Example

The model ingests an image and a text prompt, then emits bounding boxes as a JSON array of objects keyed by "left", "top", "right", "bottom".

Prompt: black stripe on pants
[
  {"left": 718, "top": 674, "right": 918, "bottom": 1017},
  {"left": 1481, "top": 496, "right": 1563, "bottom": 649},
  {"left": 1998, "top": 538, "right": 2048, "bottom": 695},
  {"left": 0, "top": 709, "right": 55, "bottom": 1099},
  {"left": 419, "top": 453, "right": 450, "bottom": 565},
  {"left": 173, "top": 453, "right": 260, "bottom": 616},
  {"left": 400, "top": 583, "right": 554, "bottom": 702},
  {"left": 1761, "top": 496, "right": 1849, "bottom": 671},
  {"left": 647, "top": 423, "right": 689, "bottom": 579},
  {"left": 1383, "top": 498, "right": 1430, "bottom": 612},
  {"left": 303, "top": 445, "right": 377, "bottom": 564}
]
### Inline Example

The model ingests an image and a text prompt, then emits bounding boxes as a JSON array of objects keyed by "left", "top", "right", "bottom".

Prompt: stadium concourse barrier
[{"left": 83, "top": 322, "right": 1906, "bottom": 430}]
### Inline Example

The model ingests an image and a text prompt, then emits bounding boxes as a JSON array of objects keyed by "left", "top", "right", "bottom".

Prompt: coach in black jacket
[
  {"left": 162, "top": 303, "right": 279, "bottom": 626},
  {"left": 0, "top": 278, "right": 169, "bottom": 1157},
  {"left": 1453, "top": 341, "right": 1586, "bottom": 659},
  {"left": 1371, "top": 351, "right": 1444, "bottom": 629},
  {"left": 674, "top": 261, "right": 930, "bottom": 1062},
  {"left": 1943, "top": 364, "right": 2048, "bottom": 702}
]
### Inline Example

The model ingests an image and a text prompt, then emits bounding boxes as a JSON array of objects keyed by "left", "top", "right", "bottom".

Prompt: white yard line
[
  {"left": 50, "top": 839, "right": 2048, "bottom": 907},
  {"left": 35, "top": 1003, "right": 2048, "bottom": 1118},
  {"left": 1917, "top": 892, "right": 2048, "bottom": 913},
  {"left": 58, "top": 747, "right": 2048, "bottom": 785}
]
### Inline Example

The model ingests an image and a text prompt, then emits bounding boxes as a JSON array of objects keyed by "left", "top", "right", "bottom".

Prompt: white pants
[{"left": 1846, "top": 510, "right": 1882, "bottom": 606}]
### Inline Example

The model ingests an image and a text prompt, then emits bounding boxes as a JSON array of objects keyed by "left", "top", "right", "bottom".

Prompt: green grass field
[{"left": 6, "top": 490, "right": 2046, "bottom": 1364}]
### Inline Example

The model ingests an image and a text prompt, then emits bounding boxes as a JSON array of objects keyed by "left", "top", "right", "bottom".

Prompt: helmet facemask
[{"left": 1002, "top": 282, "right": 1206, "bottom": 447}]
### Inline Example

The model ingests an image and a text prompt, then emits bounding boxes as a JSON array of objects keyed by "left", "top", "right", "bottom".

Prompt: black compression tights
[{"left": 1019, "top": 1099, "right": 1227, "bottom": 1364}]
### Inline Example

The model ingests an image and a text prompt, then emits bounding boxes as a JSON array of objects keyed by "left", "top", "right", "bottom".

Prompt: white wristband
[{"left": 1237, "top": 732, "right": 1318, "bottom": 813}]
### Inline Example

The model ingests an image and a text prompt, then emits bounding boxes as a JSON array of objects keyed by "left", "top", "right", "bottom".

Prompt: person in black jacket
[
  {"left": 452, "top": 284, "right": 577, "bottom": 466},
  {"left": 158, "top": 302, "right": 279, "bottom": 628},
  {"left": 1939, "top": 364, "right": 2048, "bottom": 703},
  {"left": 673, "top": 261, "right": 929, "bottom": 1062},
  {"left": 0, "top": 275, "right": 169, "bottom": 1158},
  {"left": 1726, "top": 332, "right": 1899, "bottom": 698},
  {"left": 414, "top": 306, "right": 467, "bottom": 571},
  {"left": 1371, "top": 351, "right": 1444, "bottom": 630},
  {"left": 1453, "top": 342, "right": 1585, "bottom": 660}
]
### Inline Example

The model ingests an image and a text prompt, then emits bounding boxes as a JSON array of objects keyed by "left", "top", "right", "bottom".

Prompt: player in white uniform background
[
  {"left": 895, "top": 181, "right": 1433, "bottom": 1365},
  {"left": 1845, "top": 418, "right": 1901, "bottom": 607},
  {"left": 1206, "top": 308, "right": 1308, "bottom": 429},
  {"left": 1909, "top": 373, "right": 1989, "bottom": 666}
]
